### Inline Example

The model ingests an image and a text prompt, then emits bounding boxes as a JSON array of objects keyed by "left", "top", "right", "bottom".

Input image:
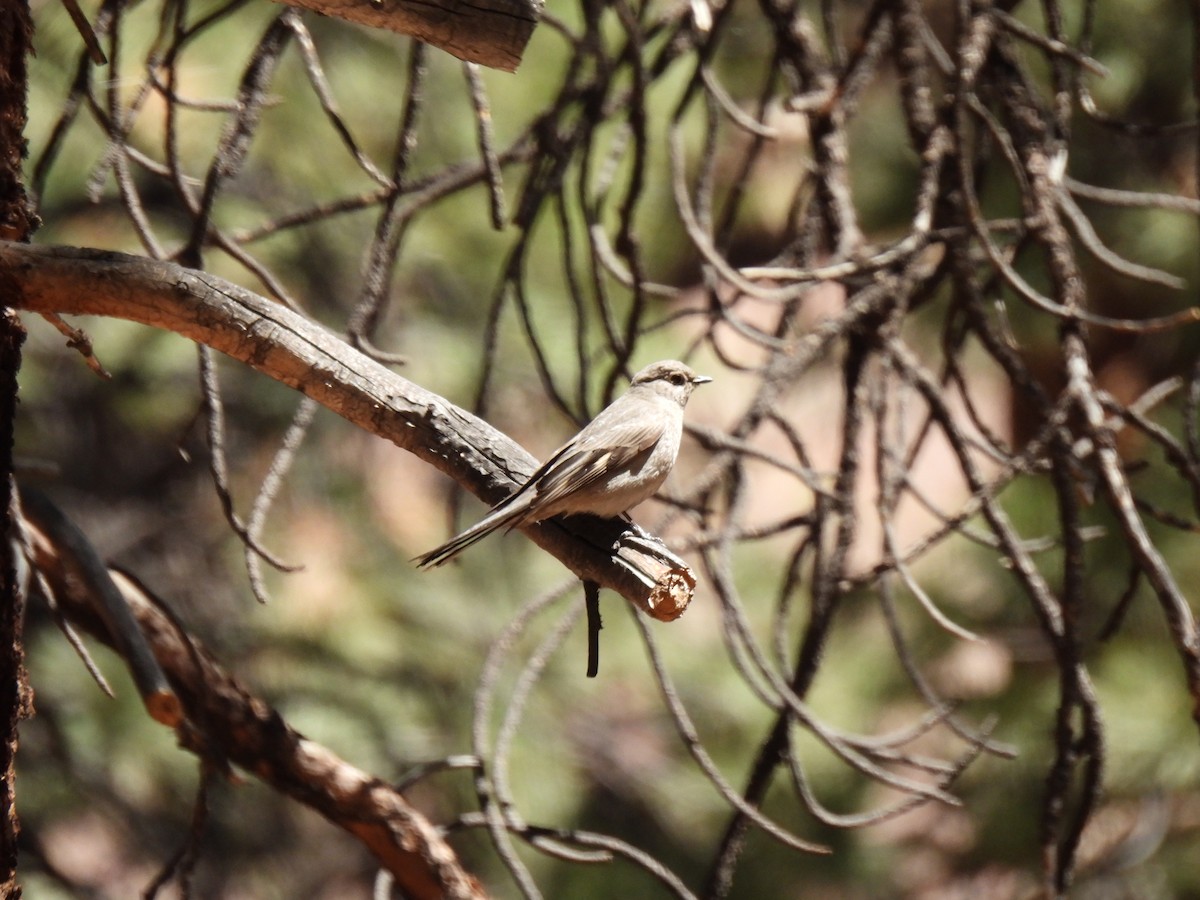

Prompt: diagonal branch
[
  {"left": 27, "top": 519, "right": 487, "bottom": 899},
  {"left": 0, "top": 240, "right": 696, "bottom": 622}
]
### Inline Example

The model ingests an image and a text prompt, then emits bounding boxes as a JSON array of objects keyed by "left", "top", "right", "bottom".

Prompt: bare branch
[
  {"left": 271, "top": 0, "right": 541, "bottom": 72},
  {"left": 35, "top": 555, "right": 488, "bottom": 899},
  {"left": 0, "top": 241, "right": 696, "bottom": 621}
]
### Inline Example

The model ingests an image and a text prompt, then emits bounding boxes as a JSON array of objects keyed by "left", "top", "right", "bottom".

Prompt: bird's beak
[{"left": 693, "top": 374, "right": 713, "bottom": 385}]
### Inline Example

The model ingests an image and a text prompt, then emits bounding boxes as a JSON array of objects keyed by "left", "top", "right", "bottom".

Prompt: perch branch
[{"left": 0, "top": 241, "right": 695, "bottom": 621}]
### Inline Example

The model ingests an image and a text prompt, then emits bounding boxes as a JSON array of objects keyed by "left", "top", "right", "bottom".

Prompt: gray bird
[{"left": 416, "top": 360, "right": 711, "bottom": 568}]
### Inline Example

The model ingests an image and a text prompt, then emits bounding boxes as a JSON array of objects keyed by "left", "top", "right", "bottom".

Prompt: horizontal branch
[
  {"left": 273, "top": 0, "right": 540, "bottom": 71},
  {"left": 0, "top": 241, "right": 694, "bottom": 621}
]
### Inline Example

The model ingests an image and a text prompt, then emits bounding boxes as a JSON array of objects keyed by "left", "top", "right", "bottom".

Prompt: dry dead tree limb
[
  {"left": 24, "top": 517, "right": 488, "bottom": 899},
  {"left": 273, "top": 0, "right": 541, "bottom": 72},
  {"left": 18, "top": 486, "right": 181, "bottom": 726},
  {"left": 0, "top": 240, "right": 695, "bottom": 621}
]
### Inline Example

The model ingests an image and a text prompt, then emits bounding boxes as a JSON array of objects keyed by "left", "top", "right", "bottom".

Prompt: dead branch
[
  {"left": 0, "top": 240, "right": 695, "bottom": 622},
  {"left": 272, "top": 0, "right": 541, "bottom": 71},
  {"left": 26, "top": 503, "right": 488, "bottom": 899}
]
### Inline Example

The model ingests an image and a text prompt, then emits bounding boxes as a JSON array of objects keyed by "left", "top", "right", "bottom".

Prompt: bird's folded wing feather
[{"left": 530, "top": 417, "right": 665, "bottom": 510}]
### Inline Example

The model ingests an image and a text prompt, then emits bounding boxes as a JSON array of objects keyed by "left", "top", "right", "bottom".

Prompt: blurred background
[{"left": 15, "top": 0, "right": 1200, "bottom": 896}]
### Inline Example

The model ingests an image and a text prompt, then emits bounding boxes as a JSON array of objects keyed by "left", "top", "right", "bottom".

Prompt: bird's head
[{"left": 630, "top": 360, "right": 712, "bottom": 407}]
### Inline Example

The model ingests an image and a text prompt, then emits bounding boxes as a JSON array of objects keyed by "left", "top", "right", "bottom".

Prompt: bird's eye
[{"left": 669, "top": 373, "right": 686, "bottom": 385}]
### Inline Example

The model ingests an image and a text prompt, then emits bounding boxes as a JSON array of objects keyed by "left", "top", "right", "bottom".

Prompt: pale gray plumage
[{"left": 416, "top": 360, "right": 710, "bottom": 568}]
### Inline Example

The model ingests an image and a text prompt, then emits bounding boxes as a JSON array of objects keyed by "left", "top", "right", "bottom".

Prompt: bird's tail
[{"left": 414, "top": 505, "right": 524, "bottom": 568}]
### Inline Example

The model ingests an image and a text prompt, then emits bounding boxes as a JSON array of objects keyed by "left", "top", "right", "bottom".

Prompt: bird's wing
[
  {"left": 527, "top": 415, "right": 665, "bottom": 512},
  {"left": 416, "top": 397, "right": 669, "bottom": 565}
]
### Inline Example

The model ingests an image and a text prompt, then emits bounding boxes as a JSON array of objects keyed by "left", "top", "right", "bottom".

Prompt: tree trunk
[{"left": 0, "top": 0, "right": 35, "bottom": 893}]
